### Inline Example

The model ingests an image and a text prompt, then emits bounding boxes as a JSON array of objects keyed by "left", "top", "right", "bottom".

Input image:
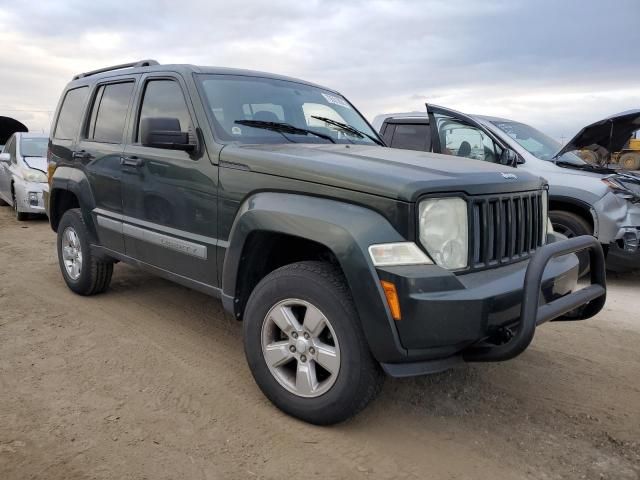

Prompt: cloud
[{"left": 0, "top": 0, "right": 637, "bottom": 140}]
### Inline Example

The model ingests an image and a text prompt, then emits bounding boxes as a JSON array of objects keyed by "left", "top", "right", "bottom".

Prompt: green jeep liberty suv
[{"left": 46, "top": 60, "right": 606, "bottom": 424}]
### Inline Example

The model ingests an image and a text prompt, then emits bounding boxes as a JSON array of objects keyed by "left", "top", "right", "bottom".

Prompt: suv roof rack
[{"left": 72, "top": 59, "right": 160, "bottom": 80}]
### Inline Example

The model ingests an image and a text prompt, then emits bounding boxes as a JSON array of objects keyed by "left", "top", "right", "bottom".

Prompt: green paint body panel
[{"left": 46, "top": 63, "right": 591, "bottom": 367}]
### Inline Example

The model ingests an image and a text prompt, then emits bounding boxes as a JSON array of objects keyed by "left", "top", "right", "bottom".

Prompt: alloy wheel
[
  {"left": 261, "top": 298, "right": 340, "bottom": 398},
  {"left": 61, "top": 227, "right": 83, "bottom": 280}
]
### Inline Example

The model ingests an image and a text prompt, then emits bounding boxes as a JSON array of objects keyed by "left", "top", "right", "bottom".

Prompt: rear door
[
  {"left": 120, "top": 73, "right": 219, "bottom": 287},
  {"left": 77, "top": 78, "right": 138, "bottom": 253}
]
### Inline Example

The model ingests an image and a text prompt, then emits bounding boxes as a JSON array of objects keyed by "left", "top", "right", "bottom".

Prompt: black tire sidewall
[
  {"left": 243, "top": 263, "right": 375, "bottom": 424},
  {"left": 550, "top": 211, "right": 591, "bottom": 238},
  {"left": 550, "top": 210, "right": 592, "bottom": 276},
  {"left": 57, "top": 209, "right": 94, "bottom": 294},
  {"left": 13, "top": 192, "right": 27, "bottom": 221}
]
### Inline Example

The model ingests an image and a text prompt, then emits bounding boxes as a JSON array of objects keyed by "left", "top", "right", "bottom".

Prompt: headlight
[
  {"left": 602, "top": 175, "right": 640, "bottom": 201},
  {"left": 22, "top": 167, "right": 47, "bottom": 183},
  {"left": 418, "top": 197, "right": 468, "bottom": 269}
]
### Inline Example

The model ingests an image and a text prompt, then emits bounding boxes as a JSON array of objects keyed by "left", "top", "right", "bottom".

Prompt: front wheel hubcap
[
  {"left": 61, "top": 227, "right": 83, "bottom": 280},
  {"left": 261, "top": 299, "right": 340, "bottom": 398}
]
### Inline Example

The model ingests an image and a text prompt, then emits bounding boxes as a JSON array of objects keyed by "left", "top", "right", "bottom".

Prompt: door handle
[
  {"left": 120, "top": 156, "right": 143, "bottom": 168},
  {"left": 72, "top": 150, "right": 92, "bottom": 160}
]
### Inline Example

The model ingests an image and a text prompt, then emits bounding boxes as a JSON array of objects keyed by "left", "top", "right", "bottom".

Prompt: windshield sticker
[
  {"left": 321, "top": 93, "right": 352, "bottom": 110},
  {"left": 231, "top": 126, "right": 242, "bottom": 135}
]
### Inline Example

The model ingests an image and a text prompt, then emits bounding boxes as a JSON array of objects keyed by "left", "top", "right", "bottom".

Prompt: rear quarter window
[
  {"left": 53, "top": 87, "right": 89, "bottom": 140},
  {"left": 388, "top": 123, "right": 431, "bottom": 152}
]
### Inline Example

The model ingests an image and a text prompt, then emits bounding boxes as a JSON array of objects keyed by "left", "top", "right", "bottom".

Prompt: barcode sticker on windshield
[{"left": 322, "top": 93, "right": 352, "bottom": 109}]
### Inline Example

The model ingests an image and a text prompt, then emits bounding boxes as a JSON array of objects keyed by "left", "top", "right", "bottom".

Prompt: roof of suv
[{"left": 68, "top": 59, "right": 338, "bottom": 94}]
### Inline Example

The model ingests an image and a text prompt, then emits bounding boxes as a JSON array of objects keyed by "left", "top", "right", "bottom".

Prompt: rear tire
[
  {"left": 243, "top": 261, "right": 383, "bottom": 425},
  {"left": 550, "top": 210, "right": 592, "bottom": 276},
  {"left": 57, "top": 208, "right": 113, "bottom": 296}
]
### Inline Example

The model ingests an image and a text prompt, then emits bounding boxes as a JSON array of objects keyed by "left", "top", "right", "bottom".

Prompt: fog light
[
  {"left": 28, "top": 192, "right": 39, "bottom": 206},
  {"left": 622, "top": 230, "right": 640, "bottom": 252}
]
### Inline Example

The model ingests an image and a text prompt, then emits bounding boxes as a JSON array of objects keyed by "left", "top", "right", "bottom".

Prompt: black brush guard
[{"left": 464, "top": 235, "right": 606, "bottom": 362}]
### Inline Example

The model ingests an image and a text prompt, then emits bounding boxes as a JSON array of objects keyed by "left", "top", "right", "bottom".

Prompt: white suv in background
[{"left": 0, "top": 132, "right": 49, "bottom": 220}]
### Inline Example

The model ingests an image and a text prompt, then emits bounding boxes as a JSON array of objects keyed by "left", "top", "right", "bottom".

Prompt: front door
[
  {"left": 427, "top": 105, "right": 505, "bottom": 164},
  {"left": 76, "top": 79, "right": 138, "bottom": 253},
  {"left": 121, "top": 74, "right": 219, "bottom": 287}
]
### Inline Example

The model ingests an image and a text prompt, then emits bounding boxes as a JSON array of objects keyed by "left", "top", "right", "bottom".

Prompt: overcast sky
[{"left": 0, "top": 0, "right": 638, "bottom": 142}]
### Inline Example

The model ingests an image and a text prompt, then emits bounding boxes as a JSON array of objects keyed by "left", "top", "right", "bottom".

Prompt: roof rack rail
[{"left": 72, "top": 59, "right": 160, "bottom": 80}]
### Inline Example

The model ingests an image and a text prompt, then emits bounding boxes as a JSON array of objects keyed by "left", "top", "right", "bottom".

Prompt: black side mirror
[
  {"left": 499, "top": 148, "right": 521, "bottom": 167},
  {"left": 140, "top": 117, "right": 195, "bottom": 152}
]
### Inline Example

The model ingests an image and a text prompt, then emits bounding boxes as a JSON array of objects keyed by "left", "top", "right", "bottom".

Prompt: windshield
[
  {"left": 197, "top": 74, "right": 379, "bottom": 145},
  {"left": 491, "top": 120, "right": 586, "bottom": 165},
  {"left": 20, "top": 137, "right": 48, "bottom": 157}
]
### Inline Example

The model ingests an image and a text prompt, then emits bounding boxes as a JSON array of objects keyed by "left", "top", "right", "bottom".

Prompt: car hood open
[
  {"left": 220, "top": 143, "right": 545, "bottom": 202},
  {"left": 555, "top": 109, "right": 640, "bottom": 158},
  {"left": 0, "top": 116, "right": 28, "bottom": 145}
]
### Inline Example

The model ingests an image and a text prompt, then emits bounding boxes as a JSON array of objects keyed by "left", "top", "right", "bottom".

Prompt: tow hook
[{"left": 489, "top": 326, "right": 514, "bottom": 345}]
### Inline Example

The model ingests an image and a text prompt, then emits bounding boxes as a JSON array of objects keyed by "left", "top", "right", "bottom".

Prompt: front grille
[{"left": 470, "top": 191, "right": 545, "bottom": 270}]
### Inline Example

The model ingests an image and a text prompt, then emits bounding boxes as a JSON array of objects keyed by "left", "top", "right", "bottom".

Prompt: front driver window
[{"left": 435, "top": 113, "right": 501, "bottom": 163}]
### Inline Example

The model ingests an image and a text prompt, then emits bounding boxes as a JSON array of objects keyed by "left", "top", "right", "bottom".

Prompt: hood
[
  {"left": 0, "top": 116, "right": 28, "bottom": 145},
  {"left": 555, "top": 109, "right": 640, "bottom": 158},
  {"left": 220, "top": 144, "right": 545, "bottom": 202},
  {"left": 23, "top": 156, "right": 47, "bottom": 172}
]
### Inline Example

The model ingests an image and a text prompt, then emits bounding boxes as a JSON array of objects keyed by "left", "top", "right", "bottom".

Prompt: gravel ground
[{"left": 0, "top": 208, "right": 639, "bottom": 480}]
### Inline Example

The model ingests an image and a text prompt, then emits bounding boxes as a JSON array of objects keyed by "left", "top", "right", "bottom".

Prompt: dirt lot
[{"left": 0, "top": 208, "right": 639, "bottom": 480}]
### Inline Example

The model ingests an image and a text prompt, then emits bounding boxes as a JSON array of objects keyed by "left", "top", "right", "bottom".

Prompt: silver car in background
[
  {"left": 374, "top": 106, "right": 640, "bottom": 273},
  {"left": 0, "top": 132, "right": 49, "bottom": 220}
]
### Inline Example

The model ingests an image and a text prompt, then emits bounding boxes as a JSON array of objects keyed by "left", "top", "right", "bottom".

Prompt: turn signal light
[{"left": 381, "top": 280, "right": 401, "bottom": 321}]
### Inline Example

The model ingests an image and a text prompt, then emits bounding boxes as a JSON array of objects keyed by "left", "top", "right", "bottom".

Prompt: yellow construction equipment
[{"left": 579, "top": 132, "right": 640, "bottom": 170}]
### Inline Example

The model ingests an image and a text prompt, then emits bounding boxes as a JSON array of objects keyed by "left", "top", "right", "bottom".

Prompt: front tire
[
  {"left": 57, "top": 208, "right": 113, "bottom": 296},
  {"left": 12, "top": 190, "right": 28, "bottom": 221},
  {"left": 550, "top": 210, "right": 592, "bottom": 276},
  {"left": 243, "top": 261, "right": 383, "bottom": 425}
]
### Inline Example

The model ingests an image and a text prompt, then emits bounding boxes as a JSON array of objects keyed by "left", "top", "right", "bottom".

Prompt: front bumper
[
  {"left": 377, "top": 235, "right": 606, "bottom": 376},
  {"left": 14, "top": 178, "right": 48, "bottom": 214},
  {"left": 605, "top": 227, "right": 640, "bottom": 271}
]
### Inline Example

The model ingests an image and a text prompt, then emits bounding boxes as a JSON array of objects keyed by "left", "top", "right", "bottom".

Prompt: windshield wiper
[
  {"left": 234, "top": 120, "right": 335, "bottom": 143},
  {"left": 555, "top": 160, "right": 617, "bottom": 173},
  {"left": 311, "top": 116, "right": 385, "bottom": 146}
]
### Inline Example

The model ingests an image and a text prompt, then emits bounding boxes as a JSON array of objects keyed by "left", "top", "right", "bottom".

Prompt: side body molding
[{"left": 222, "top": 192, "right": 409, "bottom": 362}]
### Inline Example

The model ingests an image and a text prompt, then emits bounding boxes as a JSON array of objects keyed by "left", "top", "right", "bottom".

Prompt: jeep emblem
[{"left": 501, "top": 172, "right": 518, "bottom": 180}]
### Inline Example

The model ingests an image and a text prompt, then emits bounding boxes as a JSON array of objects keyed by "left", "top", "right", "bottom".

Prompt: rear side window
[
  {"left": 87, "top": 82, "right": 134, "bottom": 143},
  {"left": 389, "top": 123, "right": 431, "bottom": 152},
  {"left": 137, "top": 80, "right": 191, "bottom": 141},
  {"left": 381, "top": 123, "right": 395, "bottom": 145},
  {"left": 54, "top": 87, "right": 89, "bottom": 140}
]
